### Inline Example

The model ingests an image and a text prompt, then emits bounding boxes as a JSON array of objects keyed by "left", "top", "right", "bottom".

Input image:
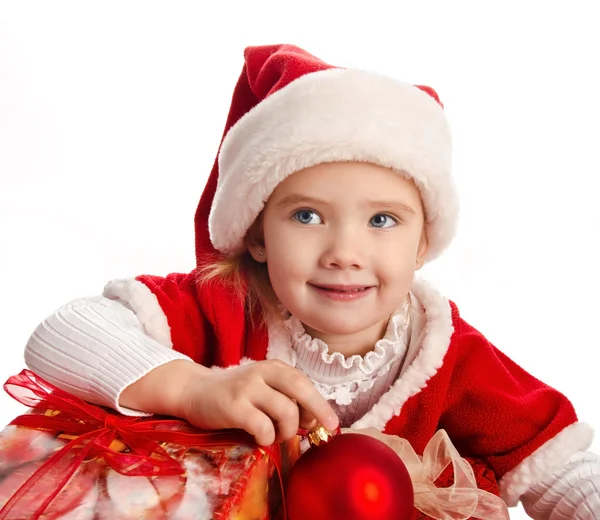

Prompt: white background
[{"left": 1, "top": 2, "right": 599, "bottom": 517}]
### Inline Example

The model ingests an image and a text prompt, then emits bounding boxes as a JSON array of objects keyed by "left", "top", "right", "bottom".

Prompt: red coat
[{"left": 109, "top": 270, "right": 592, "bottom": 507}]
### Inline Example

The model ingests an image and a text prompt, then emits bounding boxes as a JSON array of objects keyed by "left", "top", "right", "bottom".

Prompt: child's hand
[{"left": 179, "top": 360, "right": 339, "bottom": 446}]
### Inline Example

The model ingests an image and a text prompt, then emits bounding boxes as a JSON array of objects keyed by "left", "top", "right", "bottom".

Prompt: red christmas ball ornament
[{"left": 285, "top": 427, "right": 414, "bottom": 520}]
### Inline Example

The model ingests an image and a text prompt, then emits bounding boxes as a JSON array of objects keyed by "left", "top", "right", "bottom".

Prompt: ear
[
  {"left": 415, "top": 229, "right": 429, "bottom": 270},
  {"left": 244, "top": 214, "right": 267, "bottom": 263},
  {"left": 247, "top": 243, "right": 267, "bottom": 263}
]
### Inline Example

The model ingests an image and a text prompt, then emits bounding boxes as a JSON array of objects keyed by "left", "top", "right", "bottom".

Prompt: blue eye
[
  {"left": 293, "top": 210, "right": 323, "bottom": 225},
  {"left": 370, "top": 214, "right": 397, "bottom": 228}
]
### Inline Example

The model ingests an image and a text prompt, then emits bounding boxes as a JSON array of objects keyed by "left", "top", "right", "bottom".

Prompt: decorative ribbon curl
[
  {"left": 1, "top": 370, "right": 284, "bottom": 520},
  {"left": 343, "top": 427, "right": 510, "bottom": 520}
]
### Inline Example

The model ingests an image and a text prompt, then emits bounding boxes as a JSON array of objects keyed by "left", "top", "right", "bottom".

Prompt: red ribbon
[{"left": 1, "top": 370, "right": 285, "bottom": 519}]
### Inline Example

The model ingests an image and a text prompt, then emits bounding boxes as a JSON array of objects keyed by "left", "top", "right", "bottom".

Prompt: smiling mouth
[
  {"left": 307, "top": 283, "right": 376, "bottom": 302},
  {"left": 309, "top": 284, "right": 373, "bottom": 292}
]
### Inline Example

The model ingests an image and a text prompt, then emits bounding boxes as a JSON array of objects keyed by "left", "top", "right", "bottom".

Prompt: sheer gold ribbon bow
[{"left": 342, "top": 428, "right": 510, "bottom": 520}]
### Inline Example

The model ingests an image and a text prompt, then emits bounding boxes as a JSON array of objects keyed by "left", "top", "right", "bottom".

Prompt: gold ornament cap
[{"left": 306, "top": 424, "right": 335, "bottom": 447}]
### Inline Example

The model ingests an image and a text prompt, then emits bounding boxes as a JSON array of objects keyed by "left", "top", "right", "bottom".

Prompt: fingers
[
  {"left": 255, "top": 390, "right": 300, "bottom": 443},
  {"left": 263, "top": 363, "right": 339, "bottom": 432},
  {"left": 236, "top": 391, "right": 304, "bottom": 445},
  {"left": 236, "top": 405, "right": 277, "bottom": 446},
  {"left": 208, "top": 361, "right": 339, "bottom": 446},
  {"left": 229, "top": 385, "right": 303, "bottom": 445},
  {"left": 298, "top": 405, "right": 318, "bottom": 431}
]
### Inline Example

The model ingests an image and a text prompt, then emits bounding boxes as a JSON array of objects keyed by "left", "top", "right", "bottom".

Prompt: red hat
[{"left": 195, "top": 44, "right": 457, "bottom": 264}]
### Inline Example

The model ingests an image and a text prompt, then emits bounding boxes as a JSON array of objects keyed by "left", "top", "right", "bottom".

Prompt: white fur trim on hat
[{"left": 210, "top": 68, "right": 458, "bottom": 262}]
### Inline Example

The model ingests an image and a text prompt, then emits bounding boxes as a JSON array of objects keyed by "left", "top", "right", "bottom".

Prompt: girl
[{"left": 24, "top": 44, "right": 600, "bottom": 518}]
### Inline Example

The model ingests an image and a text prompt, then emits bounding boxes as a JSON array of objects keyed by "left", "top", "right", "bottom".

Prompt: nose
[{"left": 319, "top": 228, "right": 364, "bottom": 270}]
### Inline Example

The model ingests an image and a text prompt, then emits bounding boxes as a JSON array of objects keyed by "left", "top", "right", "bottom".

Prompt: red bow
[{"left": 1, "top": 370, "right": 284, "bottom": 519}]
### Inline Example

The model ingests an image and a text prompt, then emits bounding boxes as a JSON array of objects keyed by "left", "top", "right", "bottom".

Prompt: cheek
[
  {"left": 264, "top": 225, "right": 311, "bottom": 278},
  {"left": 265, "top": 243, "right": 310, "bottom": 308},
  {"left": 376, "top": 257, "right": 415, "bottom": 285},
  {"left": 375, "top": 231, "right": 422, "bottom": 278},
  {"left": 379, "top": 228, "right": 421, "bottom": 253}
]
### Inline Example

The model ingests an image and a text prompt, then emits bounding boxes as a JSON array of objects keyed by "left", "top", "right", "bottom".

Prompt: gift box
[{"left": 0, "top": 370, "right": 300, "bottom": 520}]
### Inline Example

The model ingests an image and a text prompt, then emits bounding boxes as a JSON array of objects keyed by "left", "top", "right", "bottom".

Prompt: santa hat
[{"left": 195, "top": 44, "right": 458, "bottom": 264}]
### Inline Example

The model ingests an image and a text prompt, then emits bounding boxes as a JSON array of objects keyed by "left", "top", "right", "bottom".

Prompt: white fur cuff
[
  {"left": 499, "top": 422, "right": 594, "bottom": 506},
  {"left": 103, "top": 278, "right": 173, "bottom": 348}
]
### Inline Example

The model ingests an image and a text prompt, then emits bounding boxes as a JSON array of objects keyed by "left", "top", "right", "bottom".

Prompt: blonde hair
[{"left": 197, "top": 214, "right": 280, "bottom": 321}]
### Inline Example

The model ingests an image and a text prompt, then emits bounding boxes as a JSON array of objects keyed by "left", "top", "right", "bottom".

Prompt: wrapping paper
[{"left": 0, "top": 370, "right": 300, "bottom": 520}]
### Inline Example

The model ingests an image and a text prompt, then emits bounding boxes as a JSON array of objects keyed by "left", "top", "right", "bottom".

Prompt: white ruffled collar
[
  {"left": 286, "top": 297, "right": 413, "bottom": 405},
  {"left": 290, "top": 306, "right": 409, "bottom": 375}
]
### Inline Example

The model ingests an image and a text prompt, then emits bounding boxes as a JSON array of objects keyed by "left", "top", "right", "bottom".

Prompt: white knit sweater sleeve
[
  {"left": 24, "top": 295, "right": 191, "bottom": 416},
  {"left": 521, "top": 450, "right": 600, "bottom": 519}
]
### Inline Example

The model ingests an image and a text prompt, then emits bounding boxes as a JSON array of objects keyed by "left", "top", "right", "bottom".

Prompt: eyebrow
[
  {"left": 367, "top": 200, "right": 416, "bottom": 214},
  {"left": 275, "top": 194, "right": 416, "bottom": 214},
  {"left": 275, "top": 194, "right": 330, "bottom": 209}
]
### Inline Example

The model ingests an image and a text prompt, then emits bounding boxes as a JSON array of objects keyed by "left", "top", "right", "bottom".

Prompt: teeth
[{"left": 314, "top": 285, "right": 369, "bottom": 292}]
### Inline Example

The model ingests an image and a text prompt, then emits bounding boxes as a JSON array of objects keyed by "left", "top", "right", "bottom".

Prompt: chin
[{"left": 303, "top": 316, "right": 374, "bottom": 337}]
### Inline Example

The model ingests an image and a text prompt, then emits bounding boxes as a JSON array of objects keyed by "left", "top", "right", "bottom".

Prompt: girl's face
[{"left": 254, "top": 162, "right": 428, "bottom": 353}]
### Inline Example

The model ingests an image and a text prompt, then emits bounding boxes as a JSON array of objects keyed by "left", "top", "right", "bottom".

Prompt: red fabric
[
  {"left": 383, "top": 302, "right": 578, "bottom": 479},
  {"left": 137, "top": 44, "right": 576, "bottom": 496},
  {"left": 194, "top": 45, "right": 334, "bottom": 260},
  {"left": 135, "top": 272, "right": 577, "bottom": 485},
  {"left": 179, "top": 42, "right": 445, "bottom": 370},
  {"left": 186, "top": 46, "right": 340, "bottom": 361},
  {"left": 193, "top": 44, "right": 442, "bottom": 261},
  {"left": 136, "top": 271, "right": 268, "bottom": 368}
]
